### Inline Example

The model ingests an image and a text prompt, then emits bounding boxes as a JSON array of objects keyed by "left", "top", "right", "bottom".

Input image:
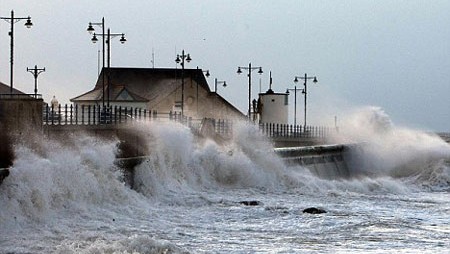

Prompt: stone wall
[{"left": 0, "top": 97, "right": 43, "bottom": 168}]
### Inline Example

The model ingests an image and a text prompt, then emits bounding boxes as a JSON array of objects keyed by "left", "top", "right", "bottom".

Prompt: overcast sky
[{"left": 1, "top": 0, "right": 449, "bottom": 131}]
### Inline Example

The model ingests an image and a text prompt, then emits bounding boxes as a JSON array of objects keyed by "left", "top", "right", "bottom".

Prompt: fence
[
  {"left": 0, "top": 93, "right": 42, "bottom": 100},
  {"left": 259, "top": 123, "right": 333, "bottom": 139},
  {"left": 44, "top": 104, "right": 182, "bottom": 125},
  {"left": 43, "top": 104, "right": 332, "bottom": 140}
]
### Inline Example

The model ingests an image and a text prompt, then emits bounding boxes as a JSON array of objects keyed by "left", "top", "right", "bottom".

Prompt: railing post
[
  {"left": 70, "top": 104, "right": 73, "bottom": 125},
  {"left": 112, "top": 106, "right": 116, "bottom": 124},
  {"left": 45, "top": 104, "right": 49, "bottom": 124},
  {"left": 81, "top": 105, "right": 85, "bottom": 125},
  {"left": 64, "top": 104, "right": 68, "bottom": 125},
  {"left": 56, "top": 104, "right": 60, "bottom": 125},
  {"left": 88, "top": 105, "right": 91, "bottom": 125},
  {"left": 51, "top": 104, "right": 54, "bottom": 125},
  {"left": 75, "top": 104, "right": 78, "bottom": 125},
  {"left": 93, "top": 105, "right": 97, "bottom": 124},
  {"left": 97, "top": 105, "right": 101, "bottom": 124}
]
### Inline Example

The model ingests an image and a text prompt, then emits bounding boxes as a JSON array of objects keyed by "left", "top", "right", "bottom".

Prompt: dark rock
[
  {"left": 302, "top": 207, "right": 327, "bottom": 214},
  {"left": 265, "top": 206, "right": 290, "bottom": 214},
  {"left": 239, "top": 201, "right": 261, "bottom": 206}
]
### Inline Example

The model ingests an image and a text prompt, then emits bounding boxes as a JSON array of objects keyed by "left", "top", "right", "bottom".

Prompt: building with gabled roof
[
  {"left": 71, "top": 67, "right": 245, "bottom": 120},
  {"left": 0, "top": 81, "right": 29, "bottom": 96}
]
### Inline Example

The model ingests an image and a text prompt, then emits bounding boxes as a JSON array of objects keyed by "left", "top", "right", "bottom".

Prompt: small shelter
[{"left": 71, "top": 68, "right": 245, "bottom": 120}]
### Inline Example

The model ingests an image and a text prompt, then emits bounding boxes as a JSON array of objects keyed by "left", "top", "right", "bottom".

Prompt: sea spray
[
  {"left": 0, "top": 135, "right": 140, "bottom": 225},
  {"left": 130, "top": 119, "right": 422, "bottom": 199},
  {"left": 1, "top": 117, "right": 449, "bottom": 252},
  {"left": 332, "top": 106, "right": 450, "bottom": 188},
  {"left": 132, "top": 121, "right": 290, "bottom": 201}
]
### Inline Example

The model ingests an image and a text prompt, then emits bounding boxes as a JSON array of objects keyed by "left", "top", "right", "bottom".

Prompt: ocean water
[{"left": 1, "top": 108, "right": 449, "bottom": 253}]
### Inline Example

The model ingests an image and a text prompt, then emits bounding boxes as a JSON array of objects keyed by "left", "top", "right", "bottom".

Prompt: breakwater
[{"left": 275, "top": 144, "right": 353, "bottom": 179}]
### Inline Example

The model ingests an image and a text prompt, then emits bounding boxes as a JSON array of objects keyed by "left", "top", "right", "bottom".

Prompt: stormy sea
[{"left": 1, "top": 107, "right": 449, "bottom": 253}]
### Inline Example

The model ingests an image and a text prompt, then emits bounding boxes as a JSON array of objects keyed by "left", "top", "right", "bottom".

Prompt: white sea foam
[
  {"left": 54, "top": 235, "right": 189, "bottom": 254},
  {"left": 1, "top": 110, "right": 448, "bottom": 223},
  {"left": 0, "top": 135, "right": 142, "bottom": 225},
  {"left": 1, "top": 112, "right": 449, "bottom": 252},
  {"left": 331, "top": 106, "right": 450, "bottom": 185}
]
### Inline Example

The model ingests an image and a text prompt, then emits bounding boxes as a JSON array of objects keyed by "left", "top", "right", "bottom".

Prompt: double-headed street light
[
  {"left": 27, "top": 65, "right": 45, "bottom": 98},
  {"left": 91, "top": 28, "right": 126, "bottom": 107},
  {"left": 87, "top": 18, "right": 105, "bottom": 74},
  {"left": 196, "top": 68, "right": 210, "bottom": 113},
  {"left": 87, "top": 18, "right": 105, "bottom": 107},
  {"left": 1, "top": 10, "right": 33, "bottom": 94},
  {"left": 175, "top": 50, "right": 192, "bottom": 116},
  {"left": 237, "top": 63, "right": 263, "bottom": 120},
  {"left": 286, "top": 86, "right": 303, "bottom": 127},
  {"left": 202, "top": 69, "right": 210, "bottom": 78},
  {"left": 91, "top": 29, "right": 126, "bottom": 68},
  {"left": 293, "top": 73, "right": 318, "bottom": 127},
  {"left": 214, "top": 78, "right": 226, "bottom": 93}
]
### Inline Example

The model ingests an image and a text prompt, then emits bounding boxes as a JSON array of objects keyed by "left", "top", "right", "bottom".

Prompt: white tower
[{"left": 256, "top": 72, "right": 288, "bottom": 124}]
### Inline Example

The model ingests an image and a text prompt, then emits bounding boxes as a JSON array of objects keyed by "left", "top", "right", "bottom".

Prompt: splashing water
[
  {"left": 0, "top": 109, "right": 449, "bottom": 253},
  {"left": 331, "top": 106, "right": 450, "bottom": 188}
]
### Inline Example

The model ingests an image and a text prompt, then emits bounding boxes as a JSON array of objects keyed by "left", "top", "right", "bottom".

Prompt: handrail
[
  {"left": 0, "top": 94, "right": 42, "bottom": 99},
  {"left": 42, "top": 104, "right": 334, "bottom": 139}
]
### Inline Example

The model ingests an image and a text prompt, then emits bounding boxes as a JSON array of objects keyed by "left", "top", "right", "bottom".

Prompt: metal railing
[
  {"left": 43, "top": 104, "right": 191, "bottom": 126},
  {"left": 0, "top": 93, "right": 42, "bottom": 99},
  {"left": 259, "top": 123, "right": 333, "bottom": 139},
  {"left": 43, "top": 104, "right": 333, "bottom": 140}
]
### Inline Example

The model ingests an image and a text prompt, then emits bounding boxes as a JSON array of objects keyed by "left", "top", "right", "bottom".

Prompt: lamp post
[
  {"left": 286, "top": 86, "right": 303, "bottom": 126},
  {"left": 237, "top": 63, "right": 263, "bottom": 120},
  {"left": 87, "top": 18, "right": 105, "bottom": 107},
  {"left": 26, "top": 65, "right": 45, "bottom": 98},
  {"left": 214, "top": 78, "right": 227, "bottom": 93},
  {"left": 1, "top": 10, "right": 33, "bottom": 94},
  {"left": 175, "top": 50, "right": 192, "bottom": 116},
  {"left": 293, "top": 73, "right": 318, "bottom": 127},
  {"left": 91, "top": 29, "right": 126, "bottom": 107},
  {"left": 196, "top": 68, "right": 210, "bottom": 113},
  {"left": 87, "top": 18, "right": 105, "bottom": 73},
  {"left": 202, "top": 69, "right": 210, "bottom": 78}
]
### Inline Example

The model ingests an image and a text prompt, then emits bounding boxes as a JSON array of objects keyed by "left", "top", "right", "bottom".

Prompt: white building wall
[{"left": 259, "top": 93, "right": 288, "bottom": 124}]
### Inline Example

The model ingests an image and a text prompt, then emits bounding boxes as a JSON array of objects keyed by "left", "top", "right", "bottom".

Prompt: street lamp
[
  {"left": 87, "top": 18, "right": 106, "bottom": 107},
  {"left": 87, "top": 18, "right": 105, "bottom": 73},
  {"left": 175, "top": 50, "right": 191, "bottom": 116},
  {"left": 214, "top": 78, "right": 227, "bottom": 93},
  {"left": 1, "top": 10, "right": 33, "bottom": 94},
  {"left": 202, "top": 69, "right": 210, "bottom": 78},
  {"left": 196, "top": 68, "right": 210, "bottom": 113},
  {"left": 91, "top": 28, "right": 126, "bottom": 107},
  {"left": 293, "top": 73, "right": 318, "bottom": 127},
  {"left": 237, "top": 63, "right": 263, "bottom": 120},
  {"left": 26, "top": 65, "right": 45, "bottom": 98},
  {"left": 286, "top": 86, "right": 303, "bottom": 127}
]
